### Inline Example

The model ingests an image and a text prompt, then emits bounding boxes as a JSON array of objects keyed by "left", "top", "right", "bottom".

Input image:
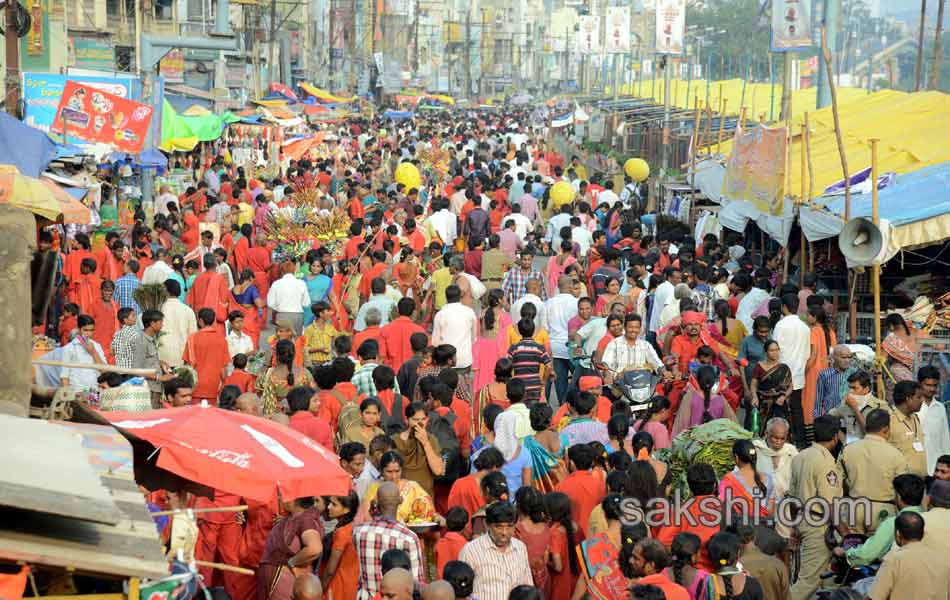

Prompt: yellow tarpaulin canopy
[
  {"left": 618, "top": 77, "right": 868, "bottom": 123},
  {"left": 299, "top": 83, "right": 356, "bottom": 104},
  {"left": 716, "top": 89, "right": 950, "bottom": 202}
]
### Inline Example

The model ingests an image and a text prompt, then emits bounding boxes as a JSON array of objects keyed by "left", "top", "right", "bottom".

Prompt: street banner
[
  {"left": 52, "top": 80, "right": 154, "bottom": 153},
  {"left": 772, "top": 0, "right": 812, "bottom": 51},
  {"left": 655, "top": 0, "right": 686, "bottom": 55},
  {"left": 159, "top": 49, "right": 184, "bottom": 83},
  {"left": 721, "top": 124, "right": 789, "bottom": 216},
  {"left": 577, "top": 16, "right": 600, "bottom": 54},
  {"left": 605, "top": 7, "right": 631, "bottom": 53}
]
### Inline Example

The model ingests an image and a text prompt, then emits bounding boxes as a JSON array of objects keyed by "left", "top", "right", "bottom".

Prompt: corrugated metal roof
[{"left": 0, "top": 421, "right": 169, "bottom": 579}]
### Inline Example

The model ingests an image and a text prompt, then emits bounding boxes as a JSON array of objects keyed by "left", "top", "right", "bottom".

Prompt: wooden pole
[
  {"left": 916, "top": 0, "right": 928, "bottom": 91},
  {"left": 690, "top": 99, "right": 701, "bottom": 203},
  {"left": 822, "top": 26, "right": 851, "bottom": 221},
  {"left": 870, "top": 137, "right": 885, "bottom": 396},
  {"left": 152, "top": 505, "right": 250, "bottom": 517},
  {"left": 32, "top": 360, "right": 158, "bottom": 377},
  {"left": 800, "top": 121, "right": 808, "bottom": 280},
  {"left": 804, "top": 111, "right": 816, "bottom": 273},
  {"left": 704, "top": 102, "right": 713, "bottom": 154},
  {"left": 168, "top": 559, "right": 256, "bottom": 576},
  {"left": 716, "top": 99, "right": 727, "bottom": 153},
  {"left": 931, "top": 0, "right": 946, "bottom": 90},
  {"left": 804, "top": 112, "right": 815, "bottom": 206},
  {"left": 739, "top": 106, "right": 747, "bottom": 129}
]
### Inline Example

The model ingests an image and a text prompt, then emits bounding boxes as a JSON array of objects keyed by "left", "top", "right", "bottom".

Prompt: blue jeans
[{"left": 546, "top": 358, "right": 573, "bottom": 408}]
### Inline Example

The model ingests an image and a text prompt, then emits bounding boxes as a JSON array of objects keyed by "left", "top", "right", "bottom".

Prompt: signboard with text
[
  {"left": 772, "top": 0, "right": 812, "bottom": 51},
  {"left": 52, "top": 80, "right": 153, "bottom": 152},
  {"left": 160, "top": 49, "right": 185, "bottom": 83},
  {"left": 605, "top": 7, "right": 631, "bottom": 53},
  {"left": 22, "top": 72, "right": 141, "bottom": 136},
  {"left": 577, "top": 16, "right": 600, "bottom": 54},
  {"left": 655, "top": 0, "right": 685, "bottom": 55}
]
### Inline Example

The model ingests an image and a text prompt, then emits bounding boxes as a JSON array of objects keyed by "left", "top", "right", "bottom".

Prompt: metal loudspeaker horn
[{"left": 838, "top": 217, "right": 885, "bottom": 266}]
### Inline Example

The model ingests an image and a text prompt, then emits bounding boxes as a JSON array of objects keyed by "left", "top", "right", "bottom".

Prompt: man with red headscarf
[{"left": 665, "top": 311, "right": 739, "bottom": 421}]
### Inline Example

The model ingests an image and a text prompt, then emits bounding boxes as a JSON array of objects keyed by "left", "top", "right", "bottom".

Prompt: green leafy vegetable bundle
[{"left": 655, "top": 419, "right": 753, "bottom": 499}]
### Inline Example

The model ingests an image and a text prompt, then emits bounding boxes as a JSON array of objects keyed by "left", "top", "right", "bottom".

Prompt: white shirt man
[
  {"left": 431, "top": 288, "right": 479, "bottom": 369},
  {"left": 773, "top": 302, "right": 811, "bottom": 391},
  {"left": 649, "top": 278, "right": 675, "bottom": 334},
  {"left": 155, "top": 189, "right": 179, "bottom": 216},
  {"left": 158, "top": 296, "right": 198, "bottom": 367},
  {"left": 737, "top": 284, "right": 771, "bottom": 332},
  {"left": 542, "top": 279, "right": 578, "bottom": 361},
  {"left": 505, "top": 212, "right": 533, "bottom": 242},
  {"left": 226, "top": 327, "right": 255, "bottom": 359},
  {"left": 267, "top": 272, "right": 311, "bottom": 315},
  {"left": 918, "top": 371, "right": 950, "bottom": 475},
  {"left": 510, "top": 292, "right": 545, "bottom": 332},
  {"left": 571, "top": 224, "right": 594, "bottom": 256},
  {"left": 545, "top": 210, "right": 572, "bottom": 244},
  {"left": 141, "top": 258, "right": 175, "bottom": 286},
  {"left": 601, "top": 328, "right": 665, "bottom": 378},
  {"left": 597, "top": 187, "right": 620, "bottom": 209},
  {"left": 428, "top": 204, "right": 458, "bottom": 247}
]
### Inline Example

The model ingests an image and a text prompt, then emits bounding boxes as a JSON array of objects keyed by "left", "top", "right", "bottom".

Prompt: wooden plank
[{"left": 0, "top": 417, "right": 122, "bottom": 525}]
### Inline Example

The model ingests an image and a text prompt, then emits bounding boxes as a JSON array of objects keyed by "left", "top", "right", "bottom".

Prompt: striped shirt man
[
  {"left": 458, "top": 533, "right": 533, "bottom": 600},
  {"left": 814, "top": 365, "right": 857, "bottom": 418},
  {"left": 507, "top": 338, "right": 550, "bottom": 402}
]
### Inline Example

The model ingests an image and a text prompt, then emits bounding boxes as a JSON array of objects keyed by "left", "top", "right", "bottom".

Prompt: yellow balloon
[
  {"left": 394, "top": 162, "right": 422, "bottom": 191},
  {"left": 624, "top": 158, "right": 650, "bottom": 182},
  {"left": 550, "top": 181, "right": 576, "bottom": 208}
]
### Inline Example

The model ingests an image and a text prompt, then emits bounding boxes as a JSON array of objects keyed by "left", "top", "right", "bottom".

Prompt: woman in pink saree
[
  {"left": 472, "top": 289, "right": 513, "bottom": 394},
  {"left": 672, "top": 365, "right": 739, "bottom": 436},
  {"left": 882, "top": 313, "right": 930, "bottom": 401}
]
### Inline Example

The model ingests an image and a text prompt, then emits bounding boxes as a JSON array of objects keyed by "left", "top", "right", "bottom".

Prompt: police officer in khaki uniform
[
  {"left": 838, "top": 408, "right": 910, "bottom": 534},
  {"left": 889, "top": 380, "right": 927, "bottom": 477},
  {"left": 789, "top": 415, "right": 847, "bottom": 600}
]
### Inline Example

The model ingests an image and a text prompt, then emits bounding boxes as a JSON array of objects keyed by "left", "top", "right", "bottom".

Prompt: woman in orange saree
[
  {"left": 717, "top": 440, "right": 773, "bottom": 521},
  {"left": 181, "top": 211, "right": 200, "bottom": 251},
  {"left": 574, "top": 495, "right": 629, "bottom": 600}
]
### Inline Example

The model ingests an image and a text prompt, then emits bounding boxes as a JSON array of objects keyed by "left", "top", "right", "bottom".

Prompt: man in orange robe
[
  {"left": 182, "top": 308, "right": 230, "bottom": 404},
  {"left": 232, "top": 498, "right": 279, "bottom": 600},
  {"left": 97, "top": 240, "right": 126, "bottom": 282},
  {"left": 68, "top": 258, "right": 102, "bottom": 314},
  {"left": 88, "top": 280, "right": 119, "bottom": 364},
  {"left": 231, "top": 224, "right": 253, "bottom": 274},
  {"left": 358, "top": 250, "right": 389, "bottom": 301},
  {"left": 553, "top": 444, "right": 607, "bottom": 539},
  {"left": 186, "top": 254, "right": 230, "bottom": 333},
  {"left": 246, "top": 234, "right": 273, "bottom": 319},
  {"left": 63, "top": 233, "right": 94, "bottom": 285},
  {"left": 195, "top": 490, "right": 244, "bottom": 599}
]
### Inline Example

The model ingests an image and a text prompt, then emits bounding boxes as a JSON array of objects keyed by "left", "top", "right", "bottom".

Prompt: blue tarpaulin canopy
[
  {"left": 801, "top": 162, "right": 950, "bottom": 250},
  {"left": 382, "top": 110, "right": 413, "bottom": 121},
  {"left": 0, "top": 111, "right": 56, "bottom": 177}
]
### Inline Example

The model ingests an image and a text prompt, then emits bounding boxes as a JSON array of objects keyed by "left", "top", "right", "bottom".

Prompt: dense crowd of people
[{"left": 37, "top": 107, "right": 950, "bottom": 600}]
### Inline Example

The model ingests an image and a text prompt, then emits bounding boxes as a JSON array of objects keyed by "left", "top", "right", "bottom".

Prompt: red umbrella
[{"left": 100, "top": 405, "right": 351, "bottom": 502}]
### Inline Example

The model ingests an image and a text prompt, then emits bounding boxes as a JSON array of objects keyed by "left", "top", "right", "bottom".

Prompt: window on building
[
  {"left": 155, "top": 0, "right": 174, "bottom": 20},
  {"left": 114, "top": 46, "right": 134, "bottom": 72},
  {"left": 106, "top": 0, "right": 120, "bottom": 17}
]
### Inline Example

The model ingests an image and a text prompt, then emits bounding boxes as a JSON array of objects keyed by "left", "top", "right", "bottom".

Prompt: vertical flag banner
[
  {"left": 655, "top": 0, "right": 686, "bottom": 55},
  {"left": 721, "top": 125, "right": 789, "bottom": 216},
  {"left": 577, "top": 16, "right": 600, "bottom": 54},
  {"left": 605, "top": 7, "right": 631, "bottom": 54},
  {"left": 52, "top": 81, "right": 154, "bottom": 153},
  {"left": 772, "top": 0, "right": 812, "bottom": 51}
]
